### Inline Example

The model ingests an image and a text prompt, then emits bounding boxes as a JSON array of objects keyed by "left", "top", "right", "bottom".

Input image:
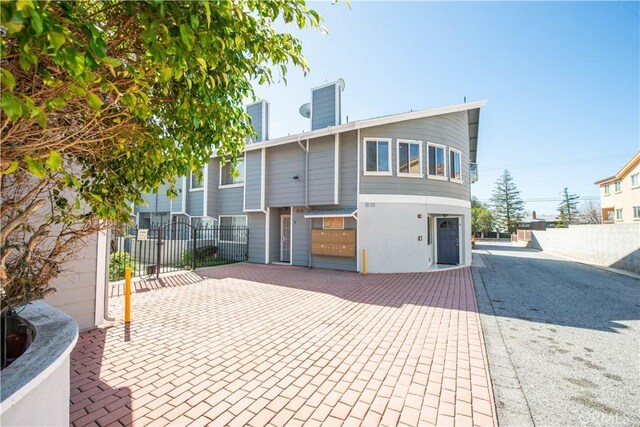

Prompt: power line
[{"left": 480, "top": 154, "right": 629, "bottom": 171}]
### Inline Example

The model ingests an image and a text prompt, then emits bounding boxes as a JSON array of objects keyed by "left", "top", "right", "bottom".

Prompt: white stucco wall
[
  {"left": 358, "top": 198, "right": 471, "bottom": 273},
  {"left": 531, "top": 224, "right": 640, "bottom": 273}
]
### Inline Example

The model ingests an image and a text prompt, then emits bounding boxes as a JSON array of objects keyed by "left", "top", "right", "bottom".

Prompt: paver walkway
[{"left": 70, "top": 264, "right": 497, "bottom": 426}]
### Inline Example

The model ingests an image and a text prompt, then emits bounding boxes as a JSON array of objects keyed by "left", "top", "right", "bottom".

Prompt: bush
[
  {"left": 182, "top": 245, "right": 218, "bottom": 268},
  {"left": 109, "top": 252, "right": 136, "bottom": 281}
]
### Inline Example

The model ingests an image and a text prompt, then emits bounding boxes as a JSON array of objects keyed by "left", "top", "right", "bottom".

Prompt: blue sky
[{"left": 253, "top": 1, "right": 639, "bottom": 215}]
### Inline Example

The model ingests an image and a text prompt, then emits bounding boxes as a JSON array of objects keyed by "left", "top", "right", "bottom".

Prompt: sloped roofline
[
  {"left": 594, "top": 151, "right": 640, "bottom": 185},
  {"left": 244, "top": 100, "right": 487, "bottom": 161}
]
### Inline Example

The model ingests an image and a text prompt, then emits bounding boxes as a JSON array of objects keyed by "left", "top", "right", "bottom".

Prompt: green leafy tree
[
  {"left": 472, "top": 206, "right": 494, "bottom": 238},
  {"left": 0, "top": 0, "right": 323, "bottom": 313},
  {"left": 557, "top": 187, "right": 580, "bottom": 225},
  {"left": 490, "top": 170, "right": 526, "bottom": 234}
]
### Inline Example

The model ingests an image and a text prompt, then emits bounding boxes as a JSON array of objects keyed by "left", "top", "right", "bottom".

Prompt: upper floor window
[
  {"left": 190, "top": 166, "right": 205, "bottom": 190},
  {"left": 364, "top": 138, "right": 392, "bottom": 175},
  {"left": 449, "top": 148, "right": 462, "bottom": 182},
  {"left": 604, "top": 184, "right": 610, "bottom": 195},
  {"left": 220, "top": 158, "right": 245, "bottom": 187},
  {"left": 397, "top": 139, "right": 423, "bottom": 177},
  {"left": 631, "top": 174, "right": 639, "bottom": 188},
  {"left": 634, "top": 206, "right": 640, "bottom": 220},
  {"left": 615, "top": 208, "right": 623, "bottom": 220},
  {"left": 427, "top": 143, "right": 446, "bottom": 179},
  {"left": 614, "top": 180, "right": 622, "bottom": 193}
]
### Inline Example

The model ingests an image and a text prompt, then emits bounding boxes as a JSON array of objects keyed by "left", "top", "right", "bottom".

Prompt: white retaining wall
[{"left": 531, "top": 224, "right": 640, "bottom": 274}]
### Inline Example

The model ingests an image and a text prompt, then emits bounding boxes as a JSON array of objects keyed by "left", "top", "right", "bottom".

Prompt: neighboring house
[
  {"left": 135, "top": 80, "right": 486, "bottom": 273},
  {"left": 520, "top": 211, "right": 550, "bottom": 230},
  {"left": 595, "top": 151, "right": 640, "bottom": 224}
]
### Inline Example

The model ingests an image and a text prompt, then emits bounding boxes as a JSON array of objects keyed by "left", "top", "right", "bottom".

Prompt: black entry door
[{"left": 437, "top": 218, "right": 459, "bottom": 265}]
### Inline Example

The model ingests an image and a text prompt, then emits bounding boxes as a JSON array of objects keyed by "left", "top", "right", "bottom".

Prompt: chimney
[
  {"left": 310, "top": 79, "right": 345, "bottom": 130},
  {"left": 532, "top": 211, "right": 537, "bottom": 220},
  {"left": 246, "top": 100, "right": 270, "bottom": 143}
]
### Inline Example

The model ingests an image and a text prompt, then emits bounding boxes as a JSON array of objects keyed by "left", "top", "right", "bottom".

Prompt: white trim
[
  {"left": 356, "top": 129, "right": 361, "bottom": 272},
  {"left": 260, "top": 148, "right": 266, "bottom": 210},
  {"left": 362, "top": 137, "right": 392, "bottom": 176},
  {"left": 190, "top": 169, "right": 204, "bottom": 190},
  {"left": 279, "top": 213, "right": 292, "bottom": 263},
  {"left": 304, "top": 213, "right": 356, "bottom": 219},
  {"left": 334, "top": 134, "right": 340, "bottom": 204},
  {"left": 218, "top": 214, "right": 248, "bottom": 243},
  {"left": 448, "top": 147, "right": 463, "bottom": 183},
  {"left": 290, "top": 207, "right": 293, "bottom": 266},
  {"left": 245, "top": 100, "right": 487, "bottom": 152},
  {"left": 189, "top": 187, "right": 204, "bottom": 192},
  {"left": 426, "top": 142, "right": 447, "bottom": 179},
  {"left": 359, "top": 194, "right": 472, "bottom": 209},
  {"left": 396, "top": 139, "right": 424, "bottom": 178},
  {"left": 181, "top": 176, "right": 187, "bottom": 213},
  {"left": 335, "top": 82, "right": 340, "bottom": 125},
  {"left": 219, "top": 183, "right": 244, "bottom": 189},
  {"left": 265, "top": 208, "right": 270, "bottom": 264},
  {"left": 203, "top": 163, "right": 209, "bottom": 216}
]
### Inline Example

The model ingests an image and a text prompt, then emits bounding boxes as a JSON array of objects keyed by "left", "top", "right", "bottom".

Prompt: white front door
[{"left": 280, "top": 215, "right": 291, "bottom": 262}]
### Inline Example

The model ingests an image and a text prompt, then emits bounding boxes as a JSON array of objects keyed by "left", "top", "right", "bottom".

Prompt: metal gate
[{"left": 109, "top": 221, "right": 249, "bottom": 281}]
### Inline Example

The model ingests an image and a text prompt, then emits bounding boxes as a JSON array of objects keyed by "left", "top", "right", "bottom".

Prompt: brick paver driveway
[{"left": 71, "top": 264, "right": 497, "bottom": 427}]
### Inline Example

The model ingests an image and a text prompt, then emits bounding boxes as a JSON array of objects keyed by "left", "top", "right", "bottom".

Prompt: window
[
  {"left": 427, "top": 143, "right": 446, "bottom": 178},
  {"left": 614, "top": 180, "right": 622, "bottom": 193},
  {"left": 634, "top": 206, "right": 640, "bottom": 220},
  {"left": 323, "top": 217, "right": 344, "bottom": 230},
  {"left": 220, "top": 158, "right": 245, "bottom": 187},
  {"left": 219, "top": 215, "right": 247, "bottom": 242},
  {"left": 397, "top": 140, "right": 423, "bottom": 177},
  {"left": 604, "top": 184, "right": 610, "bottom": 195},
  {"left": 631, "top": 174, "right": 639, "bottom": 188},
  {"left": 615, "top": 208, "right": 623, "bottom": 220},
  {"left": 364, "top": 138, "right": 392, "bottom": 175},
  {"left": 190, "top": 166, "right": 205, "bottom": 190},
  {"left": 449, "top": 148, "right": 462, "bottom": 181}
]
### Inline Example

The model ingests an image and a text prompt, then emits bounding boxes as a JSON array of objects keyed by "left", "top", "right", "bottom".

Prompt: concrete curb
[{"left": 472, "top": 267, "right": 535, "bottom": 427}]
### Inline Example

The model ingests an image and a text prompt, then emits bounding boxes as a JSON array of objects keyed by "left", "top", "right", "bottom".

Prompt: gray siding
[
  {"left": 137, "top": 192, "right": 156, "bottom": 213},
  {"left": 359, "top": 112, "right": 471, "bottom": 201},
  {"left": 266, "top": 143, "right": 306, "bottom": 207},
  {"left": 308, "top": 135, "right": 336, "bottom": 206},
  {"left": 292, "top": 207, "right": 310, "bottom": 266},
  {"left": 187, "top": 190, "right": 204, "bottom": 216},
  {"left": 310, "top": 217, "right": 357, "bottom": 271},
  {"left": 156, "top": 183, "right": 172, "bottom": 212},
  {"left": 247, "top": 212, "right": 265, "bottom": 263},
  {"left": 207, "top": 159, "right": 219, "bottom": 218},
  {"left": 339, "top": 131, "right": 358, "bottom": 206},
  {"left": 173, "top": 177, "right": 185, "bottom": 213},
  {"left": 217, "top": 187, "right": 243, "bottom": 216},
  {"left": 311, "top": 85, "right": 337, "bottom": 130},
  {"left": 247, "top": 102, "right": 263, "bottom": 143},
  {"left": 245, "top": 150, "right": 262, "bottom": 211}
]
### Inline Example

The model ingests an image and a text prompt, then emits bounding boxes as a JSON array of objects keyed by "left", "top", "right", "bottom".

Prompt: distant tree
[
  {"left": 579, "top": 199, "right": 601, "bottom": 224},
  {"left": 558, "top": 188, "right": 580, "bottom": 224},
  {"left": 471, "top": 196, "right": 485, "bottom": 209},
  {"left": 490, "top": 170, "right": 526, "bottom": 234},
  {"left": 472, "top": 206, "right": 494, "bottom": 238}
]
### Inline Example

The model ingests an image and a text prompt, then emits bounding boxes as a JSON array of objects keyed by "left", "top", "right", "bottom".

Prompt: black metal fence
[{"left": 109, "top": 221, "right": 248, "bottom": 281}]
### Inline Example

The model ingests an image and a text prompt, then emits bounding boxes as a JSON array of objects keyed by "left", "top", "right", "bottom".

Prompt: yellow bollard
[
  {"left": 124, "top": 267, "right": 132, "bottom": 323},
  {"left": 362, "top": 249, "right": 367, "bottom": 277}
]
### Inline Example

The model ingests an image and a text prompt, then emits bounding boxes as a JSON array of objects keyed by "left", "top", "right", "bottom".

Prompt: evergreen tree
[
  {"left": 558, "top": 187, "right": 580, "bottom": 224},
  {"left": 490, "top": 170, "right": 526, "bottom": 234}
]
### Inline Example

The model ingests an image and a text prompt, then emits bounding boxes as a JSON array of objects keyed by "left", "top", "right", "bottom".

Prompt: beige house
[{"left": 595, "top": 151, "right": 640, "bottom": 224}]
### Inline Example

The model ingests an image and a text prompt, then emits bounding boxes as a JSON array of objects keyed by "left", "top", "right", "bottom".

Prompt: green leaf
[
  {"left": 45, "top": 150, "right": 62, "bottom": 171},
  {"left": 179, "top": 24, "right": 194, "bottom": 50},
  {"left": 63, "top": 48, "right": 85, "bottom": 77},
  {"left": 30, "top": 9, "right": 43, "bottom": 35},
  {"left": 86, "top": 92, "right": 102, "bottom": 112},
  {"left": 204, "top": 1, "right": 211, "bottom": 28},
  {"left": 68, "top": 84, "right": 86, "bottom": 96},
  {"left": 196, "top": 57, "right": 207, "bottom": 70},
  {"left": 2, "top": 160, "right": 19, "bottom": 175},
  {"left": 90, "top": 37, "right": 107, "bottom": 59},
  {"left": 1, "top": 93, "right": 23, "bottom": 120},
  {"left": 159, "top": 66, "right": 172, "bottom": 83},
  {"left": 102, "top": 57, "right": 122, "bottom": 67},
  {"left": 74, "top": 198, "right": 81, "bottom": 210},
  {"left": 48, "top": 31, "right": 66, "bottom": 51},
  {"left": 0, "top": 68, "right": 16, "bottom": 91},
  {"left": 25, "top": 156, "right": 46, "bottom": 178}
]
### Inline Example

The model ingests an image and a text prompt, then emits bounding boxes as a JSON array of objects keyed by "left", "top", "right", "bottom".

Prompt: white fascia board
[
  {"left": 181, "top": 176, "right": 187, "bottom": 213},
  {"left": 334, "top": 134, "right": 340, "bottom": 205},
  {"left": 359, "top": 194, "right": 471, "bottom": 209},
  {"left": 265, "top": 207, "right": 270, "bottom": 264},
  {"left": 245, "top": 100, "right": 487, "bottom": 153}
]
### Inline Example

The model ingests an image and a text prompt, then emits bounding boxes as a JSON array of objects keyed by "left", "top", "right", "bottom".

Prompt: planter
[
  {"left": 0, "top": 302, "right": 78, "bottom": 427},
  {"left": 1, "top": 311, "right": 33, "bottom": 369}
]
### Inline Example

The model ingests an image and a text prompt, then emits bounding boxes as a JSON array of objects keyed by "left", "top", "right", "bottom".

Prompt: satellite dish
[
  {"left": 337, "top": 78, "right": 346, "bottom": 91},
  {"left": 299, "top": 102, "right": 311, "bottom": 118}
]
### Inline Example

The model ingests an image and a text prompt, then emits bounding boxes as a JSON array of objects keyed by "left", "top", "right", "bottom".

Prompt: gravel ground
[{"left": 473, "top": 241, "right": 640, "bottom": 427}]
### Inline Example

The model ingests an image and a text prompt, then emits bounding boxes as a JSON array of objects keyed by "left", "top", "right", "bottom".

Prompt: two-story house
[
  {"left": 135, "top": 80, "right": 486, "bottom": 273},
  {"left": 595, "top": 151, "right": 640, "bottom": 224}
]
